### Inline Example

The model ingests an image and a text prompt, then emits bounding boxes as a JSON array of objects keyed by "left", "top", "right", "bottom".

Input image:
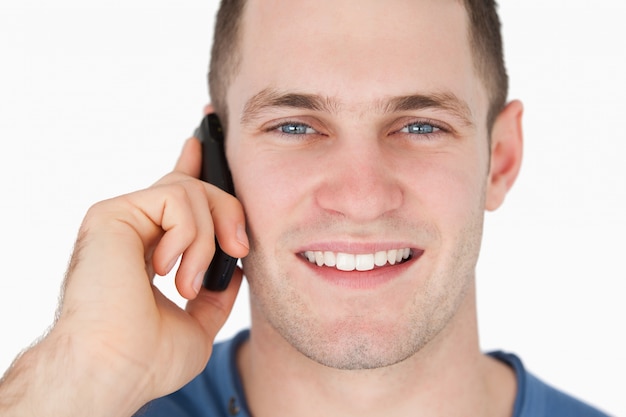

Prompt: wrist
[{"left": 0, "top": 326, "right": 151, "bottom": 417}]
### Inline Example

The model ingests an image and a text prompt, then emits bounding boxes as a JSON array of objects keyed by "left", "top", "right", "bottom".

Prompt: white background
[{"left": 0, "top": 1, "right": 624, "bottom": 415}]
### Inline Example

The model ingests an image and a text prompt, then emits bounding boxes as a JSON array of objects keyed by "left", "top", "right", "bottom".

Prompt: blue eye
[
  {"left": 278, "top": 123, "right": 316, "bottom": 135},
  {"left": 402, "top": 123, "right": 438, "bottom": 134}
]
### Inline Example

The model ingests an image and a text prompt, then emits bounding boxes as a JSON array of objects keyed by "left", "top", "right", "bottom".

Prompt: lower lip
[{"left": 300, "top": 251, "right": 422, "bottom": 290}]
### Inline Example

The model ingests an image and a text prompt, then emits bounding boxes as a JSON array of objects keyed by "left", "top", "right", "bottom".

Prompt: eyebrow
[
  {"left": 383, "top": 93, "right": 474, "bottom": 127},
  {"left": 241, "top": 87, "right": 474, "bottom": 127}
]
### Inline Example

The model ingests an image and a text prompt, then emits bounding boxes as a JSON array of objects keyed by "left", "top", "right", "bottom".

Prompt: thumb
[{"left": 185, "top": 267, "right": 244, "bottom": 337}]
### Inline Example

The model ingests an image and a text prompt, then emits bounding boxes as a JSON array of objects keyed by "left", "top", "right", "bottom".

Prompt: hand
[{"left": 0, "top": 135, "right": 249, "bottom": 416}]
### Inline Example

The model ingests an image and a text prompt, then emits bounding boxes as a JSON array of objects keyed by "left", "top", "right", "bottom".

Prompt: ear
[
  {"left": 204, "top": 103, "right": 215, "bottom": 115},
  {"left": 485, "top": 100, "right": 524, "bottom": 211}
]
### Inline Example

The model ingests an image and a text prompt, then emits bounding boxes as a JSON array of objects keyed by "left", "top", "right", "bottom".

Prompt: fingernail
[
  {"left": 192, "top": 271, "right": 204, "bottom": 294},
  {"left": 236, "top": 224, "right": 249, "bottom": 249}
]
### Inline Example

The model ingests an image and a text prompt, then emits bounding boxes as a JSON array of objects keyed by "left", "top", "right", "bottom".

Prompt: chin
[{"left": 276, "top": 315, "right": 433, "bottom": 370}]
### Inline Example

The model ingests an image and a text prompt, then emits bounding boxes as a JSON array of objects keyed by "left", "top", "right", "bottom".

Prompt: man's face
[{"left": 224, "top": 0, "right": 492, "bottom": 369}]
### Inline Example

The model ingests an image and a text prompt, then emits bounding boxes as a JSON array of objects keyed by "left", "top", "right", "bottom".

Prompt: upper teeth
[{"left": 303, "top": 249, "right": 411, "bottom": 272}]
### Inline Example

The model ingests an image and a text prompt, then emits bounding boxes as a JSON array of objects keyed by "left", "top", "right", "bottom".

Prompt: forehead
[{"left": 228, "top": 0, "right": 485, "bottom": 122}]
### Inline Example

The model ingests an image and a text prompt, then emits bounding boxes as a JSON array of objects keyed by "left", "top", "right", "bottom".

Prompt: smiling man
[
  {"left": 226, "top": 0, "right": 499, "bottom": 377},
  {"left": 0, "top": 0, "right": 610, "bottom": 416}
]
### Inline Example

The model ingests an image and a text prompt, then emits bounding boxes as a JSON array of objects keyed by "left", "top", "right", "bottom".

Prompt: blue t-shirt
[{"left": 137, "top": 330, "right": 609, "bottom": 416}]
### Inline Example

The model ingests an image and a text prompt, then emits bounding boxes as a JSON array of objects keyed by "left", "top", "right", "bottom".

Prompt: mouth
[{"left": 302, "top": 248, "right": 414, "bottom": 272}]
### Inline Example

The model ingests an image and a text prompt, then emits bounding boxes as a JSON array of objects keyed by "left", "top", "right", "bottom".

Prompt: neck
[{"left": 237, "top": 283, "right": 515, "bottom": 417}]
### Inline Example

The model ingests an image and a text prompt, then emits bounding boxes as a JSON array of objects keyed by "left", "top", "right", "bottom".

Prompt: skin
[
  {"left": 0, "top": 0, "right": 523, "bottom": 416},
  {"left": 231, "top": 0, "right": 489, "bottom": 369},
  {"left": 225, "top": 0, "right": 523, "bottom": 415},
  {"left": 0, "top": 141, "right": 250, "bottom": 416}
]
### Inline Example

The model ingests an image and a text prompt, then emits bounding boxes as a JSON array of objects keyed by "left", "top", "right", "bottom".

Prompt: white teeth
[
  {"left": 387, "top": 249, "right": 397, "bottom": 265},
  {"left": 303, "top": 249, "right": 411, "bottom": 272},
  {"left": 315, "top": 251, "right": 324, "bottom": 267},
  {"left": 374, "top": 251, "right": 388, "bottom": 266},
  {"left": 336, "top": 253, "right": 356, "bottom": 271},
  {"left": 323, "top": 251, "right": 336, "bottom": 267},
  {"left": 356, "top": 254, "right": 375, "bottom": 271}
]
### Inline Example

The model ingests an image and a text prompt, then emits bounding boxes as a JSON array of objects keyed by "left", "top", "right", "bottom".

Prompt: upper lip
[{"left": 294, "top": 241, "right": 420, "bottom": 254}]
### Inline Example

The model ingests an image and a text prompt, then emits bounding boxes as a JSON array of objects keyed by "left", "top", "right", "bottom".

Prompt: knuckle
[
  {"left": 185, "top": 179, "right": 209, "bottom": 199},
  {"left": 83, "top": 197, "right": 125, "bottom": 224},
  {"left": 162, "top": 178, "right": 206, "bottom": 203}
]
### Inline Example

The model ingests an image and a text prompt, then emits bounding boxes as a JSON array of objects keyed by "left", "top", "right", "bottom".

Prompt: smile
[{"left": 302, "top": 249, "right": 412, "bottom": 272}]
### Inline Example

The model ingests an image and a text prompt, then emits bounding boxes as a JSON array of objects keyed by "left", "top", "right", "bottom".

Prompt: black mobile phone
[{"left": 195, "top": 113, "right": 238, "bottom": 291}]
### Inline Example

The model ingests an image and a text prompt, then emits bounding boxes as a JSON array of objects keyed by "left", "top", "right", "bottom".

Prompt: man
[{"left": 0, "top": 0, "right": 610, "bottom": 416}]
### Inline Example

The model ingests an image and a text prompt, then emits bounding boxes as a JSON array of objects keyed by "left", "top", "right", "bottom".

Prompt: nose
[{"left": 314, "top": 137, "right": 403, "bottom": 222}]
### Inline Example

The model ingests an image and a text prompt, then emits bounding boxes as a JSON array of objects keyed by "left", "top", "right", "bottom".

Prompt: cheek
[
  {"left": 230, "top": 151, "right": 314, "bottom": 242},
  {"left": 404, "top": 151, "right": 489, "bottom": 223}
]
